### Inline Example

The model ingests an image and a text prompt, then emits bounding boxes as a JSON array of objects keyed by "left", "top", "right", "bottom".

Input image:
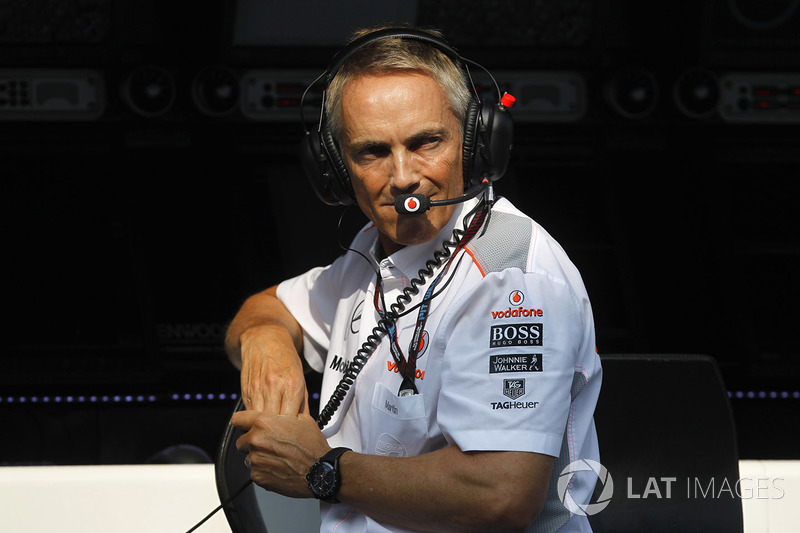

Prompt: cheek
[
  {"left": 427, "top": 152, "right": 463, "bottom": 192},
  {"left": 349, "top": 173, "right": 386, "bottom": 221}
]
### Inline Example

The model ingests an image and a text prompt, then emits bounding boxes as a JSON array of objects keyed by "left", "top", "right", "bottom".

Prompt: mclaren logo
[{"left": 350, "top": 299, "right": 364, "bottom": 334}]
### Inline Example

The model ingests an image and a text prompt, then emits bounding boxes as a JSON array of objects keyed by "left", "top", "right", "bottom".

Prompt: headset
[{"left": 299, "top": 27, "right": 515, "bottom": 208}]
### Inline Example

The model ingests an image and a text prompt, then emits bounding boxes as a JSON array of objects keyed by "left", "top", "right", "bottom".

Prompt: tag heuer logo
[{"left": 503, "top": 379, "right": 526, "bottom": 400}]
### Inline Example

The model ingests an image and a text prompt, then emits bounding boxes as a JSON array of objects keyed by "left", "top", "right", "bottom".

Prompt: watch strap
[{"left": 307, "top": 447, "right": 351, "bottom": 503}]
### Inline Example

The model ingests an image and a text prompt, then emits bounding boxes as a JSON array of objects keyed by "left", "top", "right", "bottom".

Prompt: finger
[
  {"left": 234, "top": 431, "right": 249, "bottom": 455},
  {"left": 299, "top": 390, "right": 311, "bottom": 417},
  {"left": 265, "top": 385, "right": 282, "bottom": 415},
  {"left": 241, "top": 365, "right": 266, "bottom": 412},
  {"left": 231, "top": 410, "right": 258, "bottom": 432},
  {"left": 279, "top": 387, "right": 306, "bottom": 416},
  {"left": 240, "top": 365, "right": 254, "bottom": 410}
]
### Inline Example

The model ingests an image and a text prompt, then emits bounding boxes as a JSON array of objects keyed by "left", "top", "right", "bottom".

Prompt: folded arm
[
  {"left": 339, "top": 444, "right": 553, "bottom": 533},
  {"left": 233, "top": 408, "right": 553, "bottom": 533},
  {"left": 225, "top": 285, "right": 309, "bottom": 415}
]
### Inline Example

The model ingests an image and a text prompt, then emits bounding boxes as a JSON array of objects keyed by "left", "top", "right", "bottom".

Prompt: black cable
[{"left": 185, "top": 479, "right": 253, "bottom": 533}]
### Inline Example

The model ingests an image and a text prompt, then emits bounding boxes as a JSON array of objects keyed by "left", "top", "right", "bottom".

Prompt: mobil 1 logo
[{"left": 489, "top": 323, "right": 543, "bottom": 348}]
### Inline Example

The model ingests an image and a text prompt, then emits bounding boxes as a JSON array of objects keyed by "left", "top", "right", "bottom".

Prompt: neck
[{"left": 377, "top": 235, "right": 404, "bottom": 258}]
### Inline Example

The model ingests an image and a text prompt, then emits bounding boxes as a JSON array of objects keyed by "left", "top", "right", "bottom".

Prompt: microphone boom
[{"left": 394, "top": 179, "right": 490, "bottom": 214}]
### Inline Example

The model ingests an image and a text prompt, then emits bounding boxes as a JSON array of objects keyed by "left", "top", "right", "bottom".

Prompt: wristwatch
[{"left": 306, "top": 447, "right": 351, "bottom": 503}]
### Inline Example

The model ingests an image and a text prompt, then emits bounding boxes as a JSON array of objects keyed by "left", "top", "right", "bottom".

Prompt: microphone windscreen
[{"left": 394, "top": 194, "right": 431, "bottom": 214}]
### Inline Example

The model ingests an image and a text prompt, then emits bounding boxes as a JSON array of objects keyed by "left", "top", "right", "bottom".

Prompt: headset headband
[{"left": 324, "top": 28, "right": 464, "bottom": 84}]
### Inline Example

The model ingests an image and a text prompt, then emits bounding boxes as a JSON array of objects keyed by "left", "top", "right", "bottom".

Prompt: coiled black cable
[{"left": 316, "top": 198, "right": 488, "bottom": 429}]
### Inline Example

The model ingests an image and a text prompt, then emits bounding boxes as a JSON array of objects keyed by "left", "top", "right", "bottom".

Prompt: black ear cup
[
  {"left": 461, "top": 100, "right": 480, "bottom": 188},
  {"left": 476, "top": 100, "right": 514, "bottom": 184},
  {"left": 462, "top": 99, "right": 514, "bottom": 188},
  {"left": 319, "top": 125, "right": 354, "bottom": 204},
  {"left": 300, "top": 129, "right": 354, "bottom": 206}
]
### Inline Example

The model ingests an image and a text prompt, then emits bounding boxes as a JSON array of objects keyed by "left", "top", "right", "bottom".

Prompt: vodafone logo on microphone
[{"left": 403, "top": 196, "right": 421, "bottom": 213}]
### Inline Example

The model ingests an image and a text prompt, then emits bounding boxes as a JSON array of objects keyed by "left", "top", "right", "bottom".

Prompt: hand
[
  {"left": 239, "top": 323, "right": 309, "bottom": 415},
  {"left": 232, "top": 410, "right": 330, "bottom": 498}
]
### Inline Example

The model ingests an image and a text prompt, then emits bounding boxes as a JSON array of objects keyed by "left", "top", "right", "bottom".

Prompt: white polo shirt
[{"left": 277, "top": 197, "right": 602, "bottom": 533}]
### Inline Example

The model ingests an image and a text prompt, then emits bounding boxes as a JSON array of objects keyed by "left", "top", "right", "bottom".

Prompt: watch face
[{"left": 311, "top": 462, "right": 337, "bottom": 496}]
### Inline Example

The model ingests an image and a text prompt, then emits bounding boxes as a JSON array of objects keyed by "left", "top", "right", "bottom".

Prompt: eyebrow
[{"left": 348, "top": 126, "right": 453, "bottom": 153}]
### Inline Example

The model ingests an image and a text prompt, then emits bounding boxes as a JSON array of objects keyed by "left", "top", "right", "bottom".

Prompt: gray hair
[{"left": 324, "top": 27, "right": 472, "bottom": 143}]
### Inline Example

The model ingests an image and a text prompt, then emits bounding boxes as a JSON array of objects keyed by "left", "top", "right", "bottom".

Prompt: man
[{"left": 226, "top": 27, "right": 601, "bottom": 533}]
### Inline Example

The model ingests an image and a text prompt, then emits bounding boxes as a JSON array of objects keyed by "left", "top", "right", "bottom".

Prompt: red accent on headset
[{"left": 500, "top": 93, "right": 516, "bottom": 108}]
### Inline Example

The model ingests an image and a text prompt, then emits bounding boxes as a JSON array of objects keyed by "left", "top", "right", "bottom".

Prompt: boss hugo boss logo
[
  {"left": 489, "top": 323, "right": 543, "bottom": 348},
  {"left": 489, "top": 354, "right": 542, "bottom": 373}
]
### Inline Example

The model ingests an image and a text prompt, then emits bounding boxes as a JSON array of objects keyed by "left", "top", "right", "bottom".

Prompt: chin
[{"left": 395, "top": 220, "right": 438, "bottom": 246}]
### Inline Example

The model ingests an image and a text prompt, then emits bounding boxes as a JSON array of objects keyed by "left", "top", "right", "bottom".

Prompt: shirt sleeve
[
  {"left": 275, "top": 226, "right": 378, "bottom": 373},
  {"left": 436, "top": 266, "right": 588, "bottom": 457},
  {"left": 277, "top": 259, "right": 354, "bottom": 374}
]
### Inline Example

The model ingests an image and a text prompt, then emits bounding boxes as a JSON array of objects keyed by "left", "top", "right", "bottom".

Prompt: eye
[
  {"left": 357, "top": 144, "right": 389, "bottom": 160},
  {"left": 411, "top": 136, "right": 441, "bottom": 151}
]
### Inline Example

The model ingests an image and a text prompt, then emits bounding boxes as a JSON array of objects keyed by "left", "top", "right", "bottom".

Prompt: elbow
[{"left": 476, "top": 492, "right": 544, "bottom": 533}]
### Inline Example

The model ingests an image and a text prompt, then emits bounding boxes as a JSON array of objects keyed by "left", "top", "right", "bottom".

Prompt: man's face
[{"left": 339, "top": 71, "right": 464, "bottom": 256}]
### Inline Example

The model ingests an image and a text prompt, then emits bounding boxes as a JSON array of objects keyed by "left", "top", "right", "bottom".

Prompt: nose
[{"left": 388, "top": 150, "right": 420, "bottom": 193}]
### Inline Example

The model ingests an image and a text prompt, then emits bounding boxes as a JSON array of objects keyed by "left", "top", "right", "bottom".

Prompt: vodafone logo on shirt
[
  {"left": 491, "top": 291, "right": 543, "bottom": 319},
  {"left": 509, "top": 290, "right": 525, "bottom": 306},
  {"left": 385, "top": 331, "right": 429, "bottom": 379}
]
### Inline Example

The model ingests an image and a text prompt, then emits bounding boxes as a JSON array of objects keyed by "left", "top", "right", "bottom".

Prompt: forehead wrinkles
[{"left": 340, "top": 73, "right": 460, "bottom": 147}]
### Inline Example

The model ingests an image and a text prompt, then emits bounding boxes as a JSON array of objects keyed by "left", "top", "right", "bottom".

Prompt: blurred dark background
[{"left": 1, "top": 0, "right": 798, "bottom": 465}]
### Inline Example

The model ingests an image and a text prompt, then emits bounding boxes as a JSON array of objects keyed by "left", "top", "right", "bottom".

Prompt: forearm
[
  {"left": 337, "top": 446, "right": 552, "bottom": 533},
  {"left": 225, "top": 285, "right": 303, "bottom": 368},
  {"left": 226, "top": 285, "right": 309, "bottom": 414}
]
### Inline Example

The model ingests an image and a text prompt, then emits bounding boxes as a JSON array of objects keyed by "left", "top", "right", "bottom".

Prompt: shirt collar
[{"left": 369, "top": 197, "right": 481, "bottom": 278}]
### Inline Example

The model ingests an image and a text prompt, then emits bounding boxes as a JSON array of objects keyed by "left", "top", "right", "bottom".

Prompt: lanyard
[{"left": 374, "top": 204, "right": 488, "bottom": 396}]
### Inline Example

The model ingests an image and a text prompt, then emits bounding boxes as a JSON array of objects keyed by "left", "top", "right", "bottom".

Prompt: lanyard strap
[{"left": 374, "top": 203, "right": 488, "bottom": 396}]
